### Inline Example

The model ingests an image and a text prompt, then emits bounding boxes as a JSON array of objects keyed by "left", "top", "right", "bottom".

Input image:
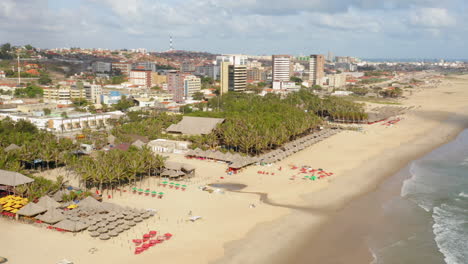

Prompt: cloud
[{"left": 410, "top": 8, "right": 456, "bottom": 28}]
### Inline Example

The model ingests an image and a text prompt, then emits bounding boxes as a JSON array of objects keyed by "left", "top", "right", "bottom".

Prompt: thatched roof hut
[{"left": 0, "top": 170, "right": 34, "bottom": 187}]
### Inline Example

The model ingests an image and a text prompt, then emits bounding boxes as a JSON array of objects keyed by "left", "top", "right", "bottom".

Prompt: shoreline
[{"left": 214, "top": 77, "right": 468, "bottom": 264}]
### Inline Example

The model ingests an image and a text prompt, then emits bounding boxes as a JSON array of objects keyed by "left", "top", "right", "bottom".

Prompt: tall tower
[
  {"left": 272, "top": 55, "right": 292, "bottom": 82},
  {"left": 309, "top": 54, "right": 325, "bottom": 86},
  {"left": 169, "top": 36, "right": 174, "bottom": 51}
]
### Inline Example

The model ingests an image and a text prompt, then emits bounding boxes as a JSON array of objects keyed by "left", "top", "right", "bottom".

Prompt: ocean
[
  {"left": 369, "top": 129, "right": 468, "bottom": 264},
  {"left": 289, "top": 129, "right": 468, "bottom": 264}
]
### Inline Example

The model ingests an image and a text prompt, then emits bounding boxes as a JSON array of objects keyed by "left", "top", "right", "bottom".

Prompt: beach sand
[{"left": 2, "top": 74, "right": 468, "bottom": 264}]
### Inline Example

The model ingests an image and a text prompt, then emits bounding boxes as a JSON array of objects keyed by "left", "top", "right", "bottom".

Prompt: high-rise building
[
  {"left": 132, "top": 62, "right": 157, "bottom": 72},
  {"left": 216, "top": 55, "right": 247, "bottom": 66},
  {"left": 180, "top": 62, "right": 196, "bottom": 73},
  {"left": 228, "top": 65, "right": 247, "bottom": 92},
  {"left": 183, "top": 75, "right": 201, "bottom": 98},
  {"left": 220, "top": 62, "right": 229, "bottom": 95},
  {"left": 309, "top": 54, "right": 325, "bottom": 86},
  {"left": 167, "top": 72, "right": 197, "bottom": 103},
  {"left": 272, "top": 55, "right": 292, "bottom": 82},
  {"left": 247, "top": 68, "right": 267, "bottom": 82}
]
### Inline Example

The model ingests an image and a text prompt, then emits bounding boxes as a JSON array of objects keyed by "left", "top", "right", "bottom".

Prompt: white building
[
  {"left": 326, "top": 74, "right": 347, "bottom": 88},
  {"left": 0, "top": 113, "right": 111, "bottom": 133},
  {"left": 147, "top": 139, "right": 190, "bottom": 154},
  {"left": 272, "top": 81, "right": 297, "bottom": 90},
  {"left": 216, "top": 55, "right": 247, "bottom": 66},
  {"left": 272, "top": 55, "right": 291, "bottom": 82},
  {"left": 129, "top": 70, "right": 151, "bottom": 88},
  {"left": 184, "top": 75, "right": 201, "bottom": 98}
]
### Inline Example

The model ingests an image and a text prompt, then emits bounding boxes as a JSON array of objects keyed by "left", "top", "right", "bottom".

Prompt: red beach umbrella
[{"left": 149, "top": 230, "right": 157, "bottom": 237}]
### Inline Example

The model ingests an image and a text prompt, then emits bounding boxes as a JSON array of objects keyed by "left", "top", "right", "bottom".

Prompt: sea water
[{"left": 370, "top": 130, "right": 468, "bottom": 264}]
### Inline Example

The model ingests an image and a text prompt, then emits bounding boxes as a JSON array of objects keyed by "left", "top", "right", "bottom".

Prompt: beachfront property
[
  {"left": 0, "top": 112, "right": 112, "bottom": 133},
  {"left": 147, "top": 139, "right": 190, "bottom": 154}
]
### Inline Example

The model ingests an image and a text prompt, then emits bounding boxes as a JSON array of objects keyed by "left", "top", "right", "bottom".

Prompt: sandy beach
[{"left": 2, "top": 74, "right": 468, "bottom": 264}]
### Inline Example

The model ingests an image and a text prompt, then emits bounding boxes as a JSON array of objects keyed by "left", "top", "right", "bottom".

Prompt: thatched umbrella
[
  {"left": 126, "top": 220, "right": 136, "bottom": 226},
  {"left": 90, "top": 231, "right": 100, "bottom": 237},
  {"left": 124, "top": 214, "right": 134, "bottom": 221},
  {"left": 36, "top": 196, "right": 60, "bottom": 209},
  {"left": 107, "top": 216, "right": 117, "bottom": 222},
  {"left": 53, "top": 220, "right": 88, "bottom": 232},
  {"left": 88, "top": 225, "right": 98, "bottom": 232},
  {"left": 114, "top": 213, "right": 125, "bottom": 219},
  {"left": 17, "top": 203, "right": 47, "bottom": 217},
  {"left": 121, "top": 224, "right": 130, "bottom": 230},
  {"left": 97, "top": 227, "right": 108, "bottom": 233},
  {"left": 108, "top": 230, "right": 119, "bottom": 237},
  {"left": 99, "top": 234, "right": 110, "bottom": 240},
  {"left": 114, "top": 226, "right": 124, "bottom": 233},
  {"left": 35, "top": 208, "right": 65, "bottom": 224},
  {"left": 134, "top": 217, "right": 143, "bottom": 223},
  {"left": 116, "top": 219, "right": 126, "bottom": 225},
  {"left": 78, "top": 197, "right": 106, "bottom": 213},
  {"left": 141, "top": 212, "right": 151, "bottom": 219}
]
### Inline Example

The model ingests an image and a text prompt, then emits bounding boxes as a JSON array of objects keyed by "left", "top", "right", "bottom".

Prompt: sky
[{"left": 0, "top": 0, "right": 467, "bottom": 58}]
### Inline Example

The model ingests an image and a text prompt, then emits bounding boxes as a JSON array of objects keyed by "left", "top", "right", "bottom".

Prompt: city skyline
[{"left": 0, "top": 0, "right": 467, "bottom": 58}]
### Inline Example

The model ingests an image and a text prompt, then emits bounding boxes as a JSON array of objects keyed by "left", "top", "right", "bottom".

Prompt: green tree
[
  {"left": 290, "top": 76, "right": 303, "bottom": 84},
  {"left": 114, "top": 95, "right": 135, "bottom": 111},
  {"left": 43, "top": 108, "right": 52, "bottom": 115},
  {"left": 192, "top": 91, "right": 204, "bottom": 100},
  {"left": 14, "top": 84, "right": 43, "bottom": 98},
  {"left": 38, "top": 74, "right": 52, "bottom": 85}
]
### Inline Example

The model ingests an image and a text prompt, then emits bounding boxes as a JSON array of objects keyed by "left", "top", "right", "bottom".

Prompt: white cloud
[{"left": 410, "top": 8, "right": 456, "bottom": 28}]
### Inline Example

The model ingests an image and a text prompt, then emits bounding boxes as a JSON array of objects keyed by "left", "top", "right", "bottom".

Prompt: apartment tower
[
  {"left": 272, "top": 55, "right": 292, "bottom": 82},
  {"left": 309, "top": 54, "right": 325, "bottom": 86}
]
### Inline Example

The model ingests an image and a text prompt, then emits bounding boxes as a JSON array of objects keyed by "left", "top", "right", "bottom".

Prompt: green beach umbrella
[
  {"left": 304, "top": 176, "right": 310, "bottom": 178},
  {"left": 175, "top": 184, "right": 180, "bottom": 187},
  {"left": 151, "top": 191, "right": 157, "bottom": 195},
  {"left": 170, "top": 182, "right": 174, "bottom": 185},
  {"left": 182, "top": 185, "right": 187, "bottom": 188},
  {"left": 145, "top": 189, "right": 150, "bottom": 193},
  {"left": 311, "top": 176, "right": 316, "bottom": 181},
  {"left": 138, "top": 188, "right": 143, "bottom": 192},
  {"left": 162, "top": 181, "right": 168, "bottom": 184},
  {"left": 132, "top": 187, "right": 137, "bottom": 191},
  {"left": 158, "top": 192, "right": 164, "bottom": 195}
]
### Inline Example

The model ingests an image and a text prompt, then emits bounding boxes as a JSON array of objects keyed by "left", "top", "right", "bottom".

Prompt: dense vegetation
[
  {"left": 14, "top": 84, "right": 44, "bottom": 98},
  {"left": 70, "top": 147, "right": 165, "bottom": 190},
  {"left": 0, "top": 118, "right": 77, "bottom": 172},
  {"left": 111, "top": 111, "right": 182, "bottom": 143}
]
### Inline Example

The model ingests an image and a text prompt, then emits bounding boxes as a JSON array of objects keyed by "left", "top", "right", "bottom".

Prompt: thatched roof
[
  {"left": 36, "top": 208, "right": 65, "bottom": 224},
  {"left": 52, "top": 190, "right": 70, "bottom": 202},
  {"left": 53, "top": 219, "right": 88, "bottom": 232},
  {"left": 16, "top": 202, "right": 47, "bottom": 217},
  {"left": 4, "top": 144, "right": 20, "bottom": 152},
  {"left": 181, "top": 164, "right": 196, "bottom": 172},
  {"left": 131, "top": 139, "right": 146, "bottom": 149},
  {"left": 165, "top": 162, "right": 183, "bottom": 171},
  {"left": 36, "top": 196, "right": 60, "bottom": 209},
  {"left": 166, "top": 116, "right": 225, "bottom": 135},
  {"left": 0, "top": 170, "right": 34, "bottom": 187},
  {"left": 78, "top": 197, "right": 106, "bottom": 212}
]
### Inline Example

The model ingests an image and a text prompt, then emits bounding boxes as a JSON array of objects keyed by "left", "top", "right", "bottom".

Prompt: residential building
[
  {"left": 84, "top": 84, "right": 102, "bottom": 104},
  {"left": 43, "top": 87, "right": 86, "bottom": 103},
  {"left": 132, "top": 61, "right": 157, "bottom": 72},
  {"left": 111, "top": 62, "right": 132, "bottom": 75},
  {"left": 326, "top": 74, "right": 347, "bottom": 88},
  {"left": 247, "top": 67, "right": 267, "bottom": 82},
  {"left": 195, "top": 65, "right": 220, "bottom": 80},
  {"left": 309, "top": 54, "right": 325, "bottom": 86},
  {"left": 272, "top": 55, "right": 292, "bottom": 82},
  {"left": 167, "top": 72, "right": 189, "bottom": 103},
  {"left": 180, "top": 62, "right": 196, "bottom": 73},
  {"left": 0, "top": 70, "right": 6, "bottom": 78},
  {"left": 101, "top": 91, "right": 122, "bottom": 105},
  {"left": 228, "top": 65, "right": 247, "bottom": 92},
  {"left": 220, "top": 62, "right": 229, "bottom": 95},
  {"left": 272, "top": 81, "right": 297, "bottom": 90},
  {"left": 216, "top": 55, "right": 247, "bottom": 66},
  {"left": 184, "top": 75, "right": 201, "bottom": 98},
  {"left": 129, "top": 70, "right": 152, "bottom": 88},
  {"left": 91, "top": 61, "right": 112, "bottom": 73}
]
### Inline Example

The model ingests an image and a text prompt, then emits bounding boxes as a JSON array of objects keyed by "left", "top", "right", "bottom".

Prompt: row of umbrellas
[
  {"left": 186, "top": 129, "right": 339, "bottom": 168},
  {"left": 0, "top": 195, "right": 28, "bottom": 214},
  {"left": 256, "top": 130, "right": 339, "bottom": 164}
]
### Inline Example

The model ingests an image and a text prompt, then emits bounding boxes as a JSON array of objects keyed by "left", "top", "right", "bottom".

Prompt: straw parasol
[
  {"left": 35, "top": 208, "right": 65, "bottom": 224},
  {"left": 77, "top": 197, "right": 106, "bottom": 213},
  {"left": 90, "top": 231, "right": 100, "bottom": 237},
  {"left": 97, "top": 227, "right": 109, "bottom": 233},
  {"left": 121, "top": 224, "right": 130, "bottom": 230},
  {"left": 53, "top": 220, "right": 88, "bottom": 232},
  {"left": 108, "top": 230, "right": 119, "bottom": 237},
  {"left": 141, "top": 212, "right": 151, "bottom": 219},
  {"left": 134, "top": 217, "right": 143, "bottom": 222},
  {"left": 99, "top": 234, "right": 110, "bottom": 240},
  {"left": 88, "top": 225, "right": 98, "bottom": 232},
  {"left": 114, "top": 226, "right": 124, "bottom": 233},
  {"left": 16, "top": 202, "right": 47, "bottom": 217},
  {"left": 126, "top": 221, "right": 136, "bottom": 226},
  {"left": 36, "top": 196, "right": 60, "bottom": 209}
]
